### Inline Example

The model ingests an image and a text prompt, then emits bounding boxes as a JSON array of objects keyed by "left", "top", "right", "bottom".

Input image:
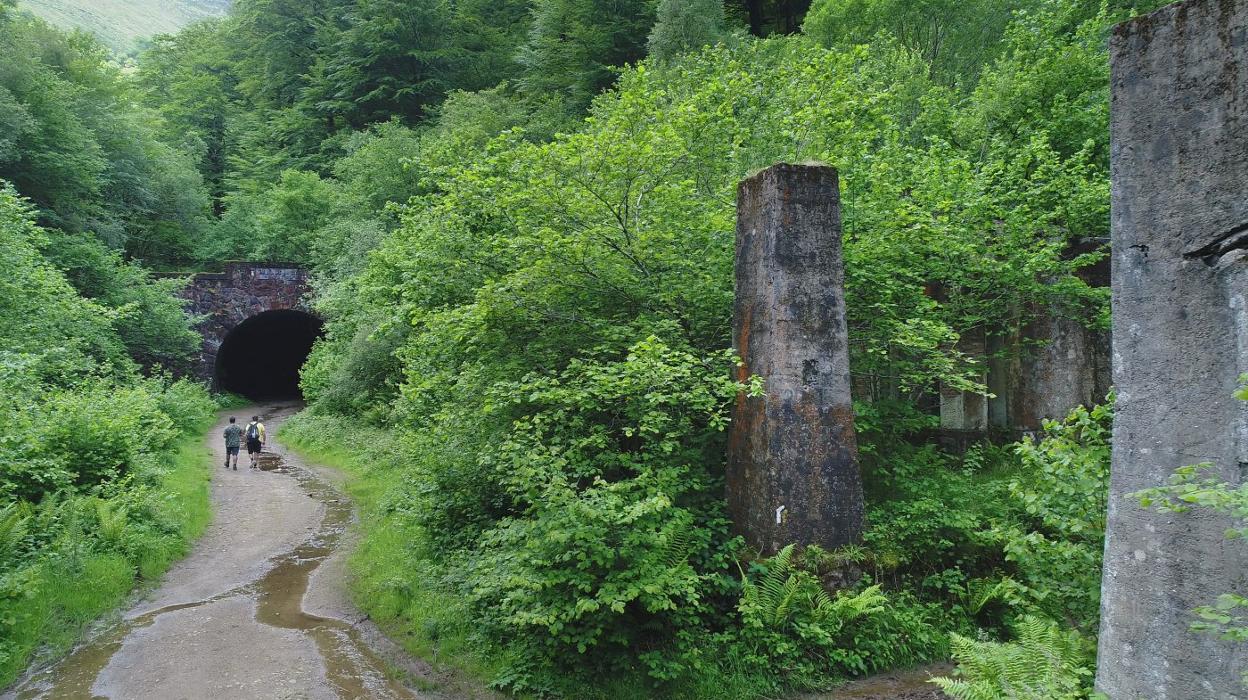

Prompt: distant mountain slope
[{"left": 18, "top": 0, "right": 231, "bottom": 52}]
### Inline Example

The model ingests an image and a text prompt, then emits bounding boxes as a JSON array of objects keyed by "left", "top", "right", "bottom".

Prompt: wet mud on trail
[
  {"left": 800, "top": 664, "right": 952, "bottom": 700},
  {"left": 3, "top": 402, "right": 452, "bottom": 700}
]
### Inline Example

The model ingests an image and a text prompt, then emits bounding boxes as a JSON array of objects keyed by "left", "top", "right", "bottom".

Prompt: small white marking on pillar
[{"left": 775, "top": 505, "right": 786, "bottom": 525}]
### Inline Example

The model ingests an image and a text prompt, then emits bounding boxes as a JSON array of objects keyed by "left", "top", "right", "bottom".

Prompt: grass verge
[
  {"left": 0, "top": 418, "right": 216, "bottom": 688},
  {"left": 277, "top": 412, "right": 509, "bottom": 692}
]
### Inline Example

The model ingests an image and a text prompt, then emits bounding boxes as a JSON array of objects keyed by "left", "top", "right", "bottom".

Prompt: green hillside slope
[{"left": 18, "top": 0, "right": 230, "bottom": 52}]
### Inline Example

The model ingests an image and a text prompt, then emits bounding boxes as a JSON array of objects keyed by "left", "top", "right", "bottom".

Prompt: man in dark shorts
[
  {"left": 245, "top": 415, "right": 266, "bottom": 469},
  {"left": 223, "top": 417, "right": 242, "bottom": 470}
]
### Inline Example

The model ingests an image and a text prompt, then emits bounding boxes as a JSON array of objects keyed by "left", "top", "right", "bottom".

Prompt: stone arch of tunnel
[{"left": 214, "top": 309, "right": 323, "bottom": 399}]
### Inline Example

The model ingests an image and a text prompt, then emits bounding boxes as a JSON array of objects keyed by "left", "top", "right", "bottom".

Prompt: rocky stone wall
[
  {"left": 1098, "top": 1, "right": 1248, "bottom": 696},
  {"left": 180, "top": 262, "right": 312, "bottom": 384}
]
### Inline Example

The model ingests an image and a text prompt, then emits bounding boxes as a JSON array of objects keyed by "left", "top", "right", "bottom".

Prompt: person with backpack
[
  {"left": 223, "top": 417, "right": 243, "bottom": 471},
  {"left": 245, "top": 415, "right": 266, "bottom": 469}
]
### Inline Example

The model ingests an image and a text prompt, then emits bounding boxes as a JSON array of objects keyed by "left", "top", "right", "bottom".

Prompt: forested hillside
[
  {"left": 18, "top": 0, "right": 229, "bottom": 52},
  {"left": 0, "top": 1, "right": 230, "bottom": 683},
  {"left": 0, "top": 0, "right": 1195, "bottom": 697}
]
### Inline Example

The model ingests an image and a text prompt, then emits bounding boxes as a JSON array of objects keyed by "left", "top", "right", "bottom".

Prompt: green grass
[
  {"left": 212, "top": 391, "right": 251, "bottom": 412},
  {"left": 0, "top": 421, "right": 216, "bottom": 688},
  {"left": 135, "top": 432, "right": 215, "bottom": 578},
  {"left": 278, "top": 414, "right": 510, "bottom": 692},
  {"left": 16, "top": 0, "right": 230, "bottom": 53}
]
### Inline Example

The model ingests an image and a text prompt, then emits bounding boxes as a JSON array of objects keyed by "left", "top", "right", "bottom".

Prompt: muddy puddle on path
[{"left": 11, "top": 454, "right": 417, "bottom": 700}]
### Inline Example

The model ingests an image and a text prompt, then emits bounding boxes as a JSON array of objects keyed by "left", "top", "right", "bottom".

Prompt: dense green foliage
[
  {"left": 0, "top": 6, "right": 212, "bottom": 265},
  {"left": 5, "top": 0, "right": 1175, "bottom": 694},
  {"left": 648, "top": 0, "right": 730, "bottom": 62},
  {"left": 0, "top": 184, "right": 216, "bottom": 685},
  {"left": 125, "top": 0, "right": 857, "bottom": 265},
  {"left": 252, "top": 0, "right": 1153, "bottom": 694},
  {"left": 918, "top": 400, "right": 1112, "bottom": 698}
]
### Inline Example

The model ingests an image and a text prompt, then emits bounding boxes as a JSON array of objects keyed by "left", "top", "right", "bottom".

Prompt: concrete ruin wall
[
  {"left": 940, "top": 328, "right": 990, "bottom": 431},
  {"left": 1014, "top": 315, "right": 1111, "bottom": 429},
  {"left": 179, "top": 262, "right": 312, "bottom": 383},
  {"left": 943, "top": 248, "right": 1113, "bottom": 437},
  {"left": 1098, "top": 1, "right": 1248, "bottom": 697},
  {"left": 942, "top": 321, "right": 1111, "bottom": 437},
  {"left": 726, "top": 163, "right": 864, "bottom": 555}
]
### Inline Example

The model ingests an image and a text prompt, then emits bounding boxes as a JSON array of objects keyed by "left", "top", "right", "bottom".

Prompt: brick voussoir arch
[{"left": 178, "top": 261, "right": 315, "bottom": 385}]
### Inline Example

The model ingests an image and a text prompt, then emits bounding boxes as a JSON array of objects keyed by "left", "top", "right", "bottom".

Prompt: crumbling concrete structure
[
  {"left": 1098, "top": 1, "right": 1248, "bottom": 696},
  {"left": 943, "top": 244, "right": 1113, "bottom": 438},
  {"left": 727, "top": 163, "right": 864, "bottom": 555}
]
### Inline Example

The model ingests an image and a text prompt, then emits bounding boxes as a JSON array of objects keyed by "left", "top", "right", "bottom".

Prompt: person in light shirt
[{"left": 244, "top": 415, "right": 266, "bottom": 469}]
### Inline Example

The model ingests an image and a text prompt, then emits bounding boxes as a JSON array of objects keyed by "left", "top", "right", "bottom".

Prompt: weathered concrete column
[
  {"left": 726, "top": 163, "right": 864, "bottom": 556},
  {"left": 1099, "top": 1, "right": 1248, "bottom": 697},
  {"left": 939, "top": 328, "right": 989, "bottom": 432}
]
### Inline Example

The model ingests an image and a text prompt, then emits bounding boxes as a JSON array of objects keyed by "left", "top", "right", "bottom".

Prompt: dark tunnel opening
[{"left": 215, "top": 310, "right": 323, "bottom": 399}]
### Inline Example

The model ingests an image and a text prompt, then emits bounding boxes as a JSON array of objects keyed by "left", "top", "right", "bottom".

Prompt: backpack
[{"left": 247, "top": 423, "right": 260, "bottom": 440}]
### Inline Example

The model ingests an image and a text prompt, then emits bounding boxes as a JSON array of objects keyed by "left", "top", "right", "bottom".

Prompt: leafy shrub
[
  {"left": 0, "top": 185, "right": 127, "bottom": 382},
  {"left": 153, "top": 378, "right": 217, "bottom": 433},
  {"left": 40, "top": 231, "right": 201, "bottom": 372},
  {"left": 462, "top": 338, "right": 753, "bottom": 688},
  {"left": 36, "top": 383, "right": 176, "bottom": 492},
  {"left": 0, "top": 418, "right": 215, "bottom": 687},
  {"left": 996, "top": 397, "right": 1112, "bottom": 629}
]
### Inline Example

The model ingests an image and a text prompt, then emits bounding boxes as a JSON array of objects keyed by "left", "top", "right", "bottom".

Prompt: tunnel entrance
[{"left": 215, "top": 310, "right": 323, "bottom": 399}]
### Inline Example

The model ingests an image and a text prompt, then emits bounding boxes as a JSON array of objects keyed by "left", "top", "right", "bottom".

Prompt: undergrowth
[
  {"left": 282, "top": 389, "right": 1114, "bottom": 699},
  {"left": 282, "top": 405, "right": 964, "bottom": 698},
  {"left": 0, "top": 387, "right": 218, "bottom": 688}
]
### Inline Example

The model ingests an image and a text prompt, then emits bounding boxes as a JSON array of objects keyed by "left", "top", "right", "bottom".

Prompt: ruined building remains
[
  {"left": 1098, "top": 0, "right": 1248, "bottom": 696},
  {"left": 727, "top": 163, "right": 864, "bottom": 555}
]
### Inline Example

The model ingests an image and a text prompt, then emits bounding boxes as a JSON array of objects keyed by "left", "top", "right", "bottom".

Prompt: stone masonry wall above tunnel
[{"left": 178, "top": 262, "right": 315, "bottom": 391}]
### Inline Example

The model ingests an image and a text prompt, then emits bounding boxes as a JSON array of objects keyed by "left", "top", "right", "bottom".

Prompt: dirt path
[
  {"left": 800, "top": 664, "right": 952, "bottom": 700},
  {"left": 4, "top": 402, "right": 451, "bottom": 700}
]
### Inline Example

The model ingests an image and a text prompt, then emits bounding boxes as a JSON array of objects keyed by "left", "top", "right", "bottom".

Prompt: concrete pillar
[
  {"left": 939, "top": 328, "right": 989, "bottom": 432},
  {"left": 1017, "top": 314, "right": 1108, "bottom": 428},
  {"left": 726, "top": 163, "right": 864, "bottom": 556},
  {"left": 1099, "top": 1, "right": 1248, "bottom": 697}
]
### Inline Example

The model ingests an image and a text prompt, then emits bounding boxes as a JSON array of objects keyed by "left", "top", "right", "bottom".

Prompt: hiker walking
[
  {"left": 245, "top": 416, "right": 266, "bottom": 469},
  {"left": 223, "top": 417, "right": 243, "bottom": 471}
]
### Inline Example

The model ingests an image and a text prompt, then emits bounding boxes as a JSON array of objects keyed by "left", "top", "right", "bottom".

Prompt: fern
[
  {"left": 662, "top": 522, "right": 694, "bottom": 569},
  {"left": 93, "top": 498, "right": 128, "bottom": 546},
  {"left": 740, "top": 544, "right": 885, "bottom": 631},
  {"left": 0, "top": 501, "right": 31, "bottom": 567},
  {"left": 963, "top": 576, "right": 1020, "bottom": 615},
  {"left": 741, "top": 543, "right": 799, "bottom": 627},
  {"left": 932, "top": 616, "right": 1095, "bottom": 700}
]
